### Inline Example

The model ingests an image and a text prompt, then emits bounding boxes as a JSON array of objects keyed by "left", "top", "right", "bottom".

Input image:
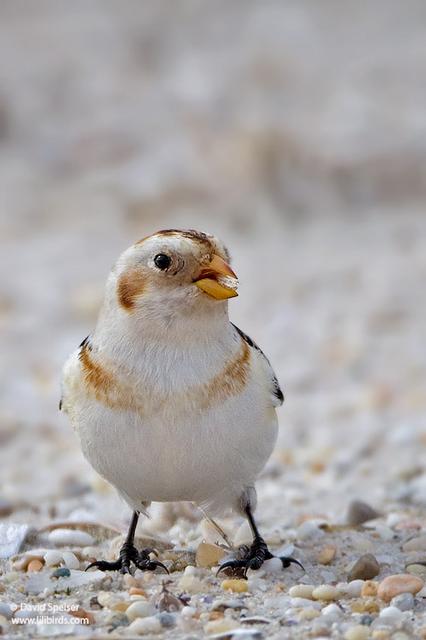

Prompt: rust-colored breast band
[{"left": 199, "top": 339, "right": 251, "bottom": 410}]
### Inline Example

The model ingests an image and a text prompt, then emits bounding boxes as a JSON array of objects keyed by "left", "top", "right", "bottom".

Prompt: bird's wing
[
  {"left": 231, "top": 323, "right": 284, "bottom": 407},
  {"left": 59, "top": 335, "right": 91, "bottom": 412}
]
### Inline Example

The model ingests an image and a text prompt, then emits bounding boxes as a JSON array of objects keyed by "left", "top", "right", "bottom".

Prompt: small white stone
[
  {"left": 297, "top": 521, "right": 325, "bottom": 541},
  {"left": 183, "top": 565, "right": 197, "bottom": 576},
  {"left": 342, "top": 580, "right": 364, "bottom": 597},
  {"left": 128, "top": 615, "right": 162, "bottom": 635},
  {"left": 380, "top": 606, "right": 404, "bottom": 623},
  {"left": 262, "top": 557, "right": 284, "bottom": 573},
  {"left": 0, "top": 523, "right": 29, "bottom": 559},
  {"left": 61, "top": 551, "right": 80, "bottom": 570},
  {"left": 180, "top": 606, "right": 196, "bottom": 618},
  {"left": 372, "top": 524, "right": 394, "bottom": 541},
  {"left": 321, "top": 603, "right": 342, "bottom": 617},
  {"left": 233, "top": 521, "right": 252, "bottom": 546},
  {"left": 288, "top": 585, "right": 315, "bottom": 599},
  {"left": 387, "top": 513, "right": 402, "bottom": 528},
  {"left": 48, "top": 528, "right": 94, "bottom": 547},
  {"left": 43, "top": 550, "right": 63, "bottom": 567},
  {"left": 126, "top": 601, "right": 156, "bottom": 621},
  {"left": 178, "top": 575, "right": 204, "bottom": 593},
  {"left": 312, "top": 585, "right": 341, "bottom": 601}
]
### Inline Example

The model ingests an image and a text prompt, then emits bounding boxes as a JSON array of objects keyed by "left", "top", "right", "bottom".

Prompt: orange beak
[{"left": 194, "top": 254, "right": 238, "bottom": 300}]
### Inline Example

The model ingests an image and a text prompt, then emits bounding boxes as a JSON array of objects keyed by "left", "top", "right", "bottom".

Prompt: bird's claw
[
  {"left": 85, "top": 545, "right": 168, "bottom": 574},
  {"left": 280, "top": 556, "right": 305, "bottom": 571},
  {"left": 134, "top": 550, "right": 169, "bottom": 574},
  {"left": 85, "top": 559, "right": 124, "bottom": 572},
  {"left": 217, "top": 539, "right": 304, "bottom": 578}
]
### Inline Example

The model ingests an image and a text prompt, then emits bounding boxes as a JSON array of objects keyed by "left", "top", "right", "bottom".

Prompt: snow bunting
[{"left": 61, "top": 229, "right": 300, "bottom": 575}]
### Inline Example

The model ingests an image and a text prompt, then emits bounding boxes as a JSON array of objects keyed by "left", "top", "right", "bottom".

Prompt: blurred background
[{"left": 1, "top": 1, "right": 425, "bottom": 534}]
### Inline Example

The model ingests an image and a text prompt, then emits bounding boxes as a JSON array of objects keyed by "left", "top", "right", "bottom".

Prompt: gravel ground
[{"left": 1, "top": 2, "right": 426, "bottom": 638}]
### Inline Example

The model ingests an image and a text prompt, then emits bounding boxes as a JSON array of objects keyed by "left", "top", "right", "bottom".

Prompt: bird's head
[{"left": 108, "top": 229, "right": 238, "bottom": 319}]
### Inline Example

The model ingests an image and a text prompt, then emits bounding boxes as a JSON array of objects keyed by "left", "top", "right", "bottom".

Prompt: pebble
[
  {"left": 233, "top": 521, "right": 252, "bottom": 546},
  {"left": 0, "top": 603, "right": 12, "bottom": 620},
  {"left": 44, "top": 550, "right": 63, "bottom": 566},
  {"left": 406, "top": 563, "right": 426, "bottom": 578},
  {"left": 61, "top": 551, "right": 80, "bottom": 569},
  {"left": 344, "top": 625, "right": 370, "bottom": 640},
  {"left": 97, "top": 592, "right": 130, "bottom": 612},
  {"left": 342, "top": 580, "right": 364, "bottom": 598},
  {"left": 52, "top": 567, "right": 71, "bottom": 578},
  {"left": 298, "top": 607, "right": 320, "bottom": 620},
  {"left": 348, "top": 554, "right": 380, "bottom": 581},
  {"left": 48, "top": 528, "right": 94, "bottom": 547},
  {"left": 126, "top": 601, "right": 155, "bottom": 621},
  {"left": 159, "top": 612, "right": 176, "bottom": 628},
  {"left": 156, "top": 589, "right": 183, "bottom": 612},
  {"left": 402, "top": 535, "right": 426, "bottom": 551},
  {"left": 0, "top": 523, "right": 29, "bottom": 559},
  {"left": 317, "top": 545, "right": 337, "bottom": 565},
  {"left": 312, "top": 585, "right": 341, "bottom": 601},
  {"left": 73, "top": 607, "right": 95, "bottom": 625},
  {"left": 178, "top": 575, "right": 205, "bottom": 593},
  {"left": 196, "top": 542, "right": 226, "bottom": 568},
  {"left": 105, "top": 612, "right": 128, "bottom": 629},
  {"left": 263, "top": 556, "right": 284, "bottom": 573},
  {"left": 289, "top": 584, "right": 315, "bottom": 599},
  {"left": 27, "top": 559, "right": 44, "bottom": 572},
  {"left": 297, "top": 520, "right": 325, "bottom": 541},
  {"left": 377, "top": 574, "right": 424, "bottom": 601},
  {"left": 379, "top": 605, "right": 404, "bottom": 623},
  {"left": 204, "top": 617, "right": 240, "bottom": 635},
  {"left": 127, "top": 615, "right": 162, "bottom": 635},
  {"left": 346, "top": 500, "right": 380, "bottom": 526},
  {"left": 181, "top": 606, "right": 196, "bottom": 618},
  {"left": 221, "top": 579, "right": 249, "bottom": 593},
  {"left": 372, "top": 524, "right": 394, "bottom": 541},
  {"left": 351, "top": 598, "right": 379, "bottom": 614},
  {"left": 212, "top": 598, "right": 245, "bottom": 611},
  {"left": 322, "top": 603, "right": 342, "bottom": 617},
  {"left": 390, "top": 592, "right": 415, "bottom": 611},
  {"left": 361, "top": 581, "right": 378, "bottom": 597}
]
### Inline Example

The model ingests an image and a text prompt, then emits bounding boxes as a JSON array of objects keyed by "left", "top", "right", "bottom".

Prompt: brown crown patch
[
  {"left": 117, "top": 268, "right": 146, "bottom": 311},
  {"left": 138, "top": 229, "right": 214, "bottom": 251}
]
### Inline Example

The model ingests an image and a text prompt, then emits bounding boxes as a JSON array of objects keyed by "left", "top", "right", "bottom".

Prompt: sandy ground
[{"left": 1, "top": 2, "right": 426, "bottom": 638}]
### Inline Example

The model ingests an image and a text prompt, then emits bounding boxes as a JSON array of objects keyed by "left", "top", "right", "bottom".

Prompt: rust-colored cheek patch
[
  {"left": 117, "top": 269, "right": 145, "bottom": 311},
  {"left": 200, "top": 339, "right": 250, "bottom": 410}
]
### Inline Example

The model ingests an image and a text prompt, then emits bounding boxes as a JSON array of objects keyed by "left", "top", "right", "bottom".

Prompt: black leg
[
  {"left": 86, "top": 511, "right": 168, "bottom": 575},
  {"left": 217, "top": 506, "right": 304, "bottom": 578}
]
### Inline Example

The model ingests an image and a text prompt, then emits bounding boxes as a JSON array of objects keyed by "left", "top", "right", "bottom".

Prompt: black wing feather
[{"left": 231, "top": 323, "right": 284, "bottom": 405}]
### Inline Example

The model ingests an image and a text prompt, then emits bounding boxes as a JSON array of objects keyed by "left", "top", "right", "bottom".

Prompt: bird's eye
[{"left": 154, "top": 253, "right": 172, "bottom": 270}]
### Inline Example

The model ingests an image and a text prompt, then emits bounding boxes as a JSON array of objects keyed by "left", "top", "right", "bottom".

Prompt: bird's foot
[
  {"left": 217, "top": 537, "right": 304, "bottom": 579},
  {"left": 86, "top": 542, "right": 169, "bottom": 575}
]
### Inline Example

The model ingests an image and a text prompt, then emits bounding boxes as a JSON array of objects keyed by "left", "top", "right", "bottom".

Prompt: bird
[{"left": 60, "top": 228, "right": 301, "bottom": 576}]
